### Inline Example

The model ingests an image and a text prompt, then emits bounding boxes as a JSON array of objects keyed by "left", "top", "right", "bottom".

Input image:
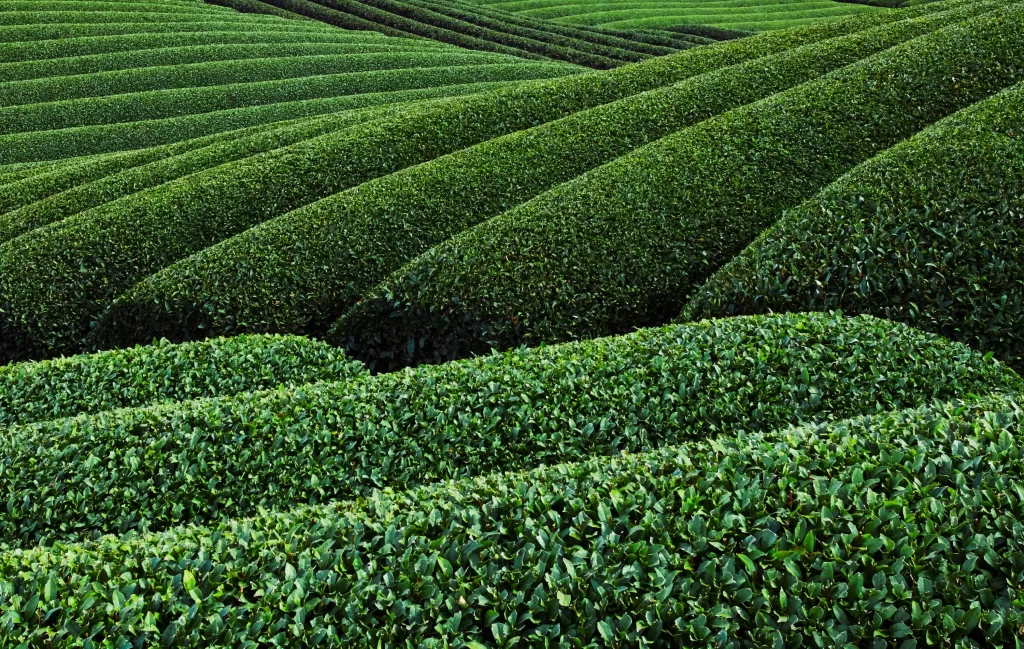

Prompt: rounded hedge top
[{"left": 0, "top": 333, "right": 365, "bottom": 427}]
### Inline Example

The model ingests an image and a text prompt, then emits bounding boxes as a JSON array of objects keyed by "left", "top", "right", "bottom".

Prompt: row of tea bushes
[
  {"left": 1, "top": 392, "right": 1020, "bottom": 644},
  {"left": 681, "top": 78, "right": 1024, "bottom": 371},
  {"left": 1, "top": 313, "right": 1019, "bottom": 546}
]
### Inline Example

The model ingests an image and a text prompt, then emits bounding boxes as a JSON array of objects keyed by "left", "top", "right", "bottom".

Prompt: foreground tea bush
[
  {"left": 681, "top": 81, "right": 1024, "bottom": 370},
  {"left": 0, "top": 334, "right": 364, "bottom": 428},
  {"left": 331, "top": 5, "right": 1024, "bottom": 368},
  {"left": 2, "top": 393, "right": 1021, "bottom": 645},
  {"left": 1, "top": 312, "right": 1020, "bottom": 546},
  {"left": 90, "top": 0, "right": 992, "bottom": 350}
]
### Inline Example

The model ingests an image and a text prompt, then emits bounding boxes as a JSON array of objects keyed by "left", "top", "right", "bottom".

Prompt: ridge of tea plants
[{"left": 2, "top": 0, "right": 1024, "bottom": 645}]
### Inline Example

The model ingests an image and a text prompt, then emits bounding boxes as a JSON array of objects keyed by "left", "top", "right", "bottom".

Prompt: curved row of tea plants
[
  {"left": 327, "top": 4, "right": 1024, "bottom": 368},
  {"left": 0, "top": 103, "right": 415, "bottom": 242},
  {"left": 0, "top": 3, "right": 936, "bottom": 361},
  {"left": 0, "top": 0, "right": 581, "bottom": 161},
  {"left": 221, "top": 0, "right": 684, "bottom": 67},
  {"left": 0, "top": 50, "right": 523, "bottom": 107},
  {"left": 681, "top": 80, "right": 1024, "bottom": 370},
  {"left": 0, "top": 41, "right": 453, "bottom": 84},
  {"left": 91, "top": 0, "right": 993, "bottom": 352},
  {"left": 0, "top": 334, "right": 364, "bottom": 428},
  {"left": 1, "top": 312, "right": 1020, "bottom": 546},
  {"left": 0, "top": 60, "right": 579, "bottom": 136},
  {"left": 410, "top": 0, "right": 687, "bottom": 54},
  {"left": 1, "top": 391, "right": 1021, "bottom": 644}
]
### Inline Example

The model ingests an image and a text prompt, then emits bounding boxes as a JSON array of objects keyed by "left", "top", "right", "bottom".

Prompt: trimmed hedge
[
  {"left": 0, "top": 7, "right": 929, "bottom": 361},
  {"left": 680, "top": 81, "right": 1024, "bottom": 370},
  {"left": 0, "top": 10, "right": 272, "bottom": 27},
  {"left": 0, "top": 334, "right": 365, "bottom": 428},
  {"left": 329, "top": 5, "right": 1024, "bottom": 369},
  {"left": 0, "top": 77, "right": 527, "bottom": 163},
  {"left": 0, "top": 160, "right": 63, "bottom": 186},
  {"left": 394, "top": 0, "right": 650, "bottom": 63},
  {"left": 205, "top": 0, "right": 324, "bottom": 20},
  {"left": 1, "top": 391, "right": 1022, "bottom": 644},
  {"left": 586, "top": 24, "right": 702, "bottom": 48},
  {"left": 0, "top": 51, "right": 516, "bottom": 107},
  {"left": 92, "top": 0, "right": 995, "bottom": 351},
  {"left": 553, "top": 4, "right": 881, "bottom": 32},
  {"left": 1, "top": 312, "right": 1021, "bottom": 546}
]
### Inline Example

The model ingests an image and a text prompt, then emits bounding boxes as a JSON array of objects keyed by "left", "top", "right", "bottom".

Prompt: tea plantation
[{"left": 1, "top": 0, "right": 1023, "bottom": 645}]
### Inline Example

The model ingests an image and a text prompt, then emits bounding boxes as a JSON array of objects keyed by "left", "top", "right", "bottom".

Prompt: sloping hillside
[{"left": 2, "top": 1, "right": 1024, "bottom": 645}]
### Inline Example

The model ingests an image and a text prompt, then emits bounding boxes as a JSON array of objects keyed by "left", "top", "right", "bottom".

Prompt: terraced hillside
[
  {"left": 0, "top": 0, "right": 583, "bottom": 162},
  {"left": 2, "top": 0, "right": 1024, "bottom": 645}
]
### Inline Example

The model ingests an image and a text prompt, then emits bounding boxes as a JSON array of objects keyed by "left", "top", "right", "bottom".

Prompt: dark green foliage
[
  {"left": 329, "top": 4, "right": 1024, "bottom": 368},
  {"left": 1, "top": 391, "right": 1022, "bottom": 645},
  {"left": 586, "top": 25, "right": 702, "bottom": 48},
  {"left": 681, "top": 81, "right": 1024, "bottom": 370},
  {"left": 344, "top": 0, "right": 631, "bottom": 67},
  {"left": 0, "top": 61, "right": 575, "bottom": 136},
  {"left": 409, "top": 0, "right": 681, "bottom": 56},
  {"left": 206, "top": 0, "right": 322, "bottom": 19},
  {"left": 222, "top": 0, "right": 423, "bottom": 38},
  {"left": 1, "top": 312, "right": 1020, "bottom": 546},
  {"left": 0, "top": 334, "right": 365, "bottom": 428},
  {"left": 663, "top": 23, "right": 753, "bottom": 39},
  {"left": 0, "top": 8, "right": 925, "bottom": 363},
  {"left": 244, "top": 0, "right": 681, "bottom": 68},
  {"left": 389, "top": 0, "right": 654, "bottom": 64},
  {"left": 84, "top": 2, "right": 968, "bottom": 352}
]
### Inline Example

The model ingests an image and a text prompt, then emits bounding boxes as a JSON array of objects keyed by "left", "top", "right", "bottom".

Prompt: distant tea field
[
  {"left": 1, "top": 0, "right": 1023, "bottom": 645},
  {"left": 465, "top": 0, "right": 884, "bottom": 31}
]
